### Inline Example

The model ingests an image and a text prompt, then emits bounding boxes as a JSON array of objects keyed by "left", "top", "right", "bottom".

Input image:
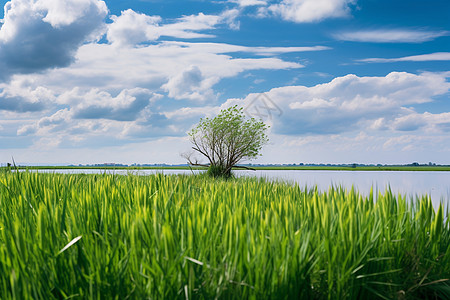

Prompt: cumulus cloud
[
  {"left": 13, "top": 85, "right": 170, "bottom": 142},
  {"left": 14, "top": 83, "right": 185, "bottom": 146},
  {"left": 64, "top": 39, "right": 311, "bottom": 103},
  {"left": 17, "top": 110, "right": 123, "bottom": 148},
  {"left": 106, "top": 9, "right": 162, "bottom": 46},
  {"left": 0, "top": 24, "right": 318, "bottom": 148},
  {"left": 391, "top": 112, "right": 450, "bottom": 132},
  {"left": 358, "top": 52, "right": 450, "bottom": 63},
  {"left": 17, "top": 105, "right": 181, "bottom": 147},
  {"left": 36, "top": 0, "right": 107, "bottom": 28},
  {"left": 333, "top": 29, "right": 449, "bottom": 43},
  {"left": 390, "top": 113, "right": 428, "bottom": 131},
  {"left": 5, "top": 72, "right": 450, "bottom": 163},
  {"left": 29, "top": 40, "right": 307, "bottom": 101},
  {"left": 266, "top": 0, "right": 356, "bottom": 23},
  {"left": 0, "top": 79, "right": 55, "bottom": 112},
  {"left": 0, "top": 1, "right": 326, "bottom": 114},
  {"left": 0, "top": 36, "right": 314, "bottom": 117},
  {"left": 0, "top": 0, "right": 107, "bottom": 79},
  {"left": 59, "top": 88, "right": 157, "bottom": 121},
  {"left": 17, "top": 108, "right": 70, "bottom": 136},
  {"left": 162, "top": 66, "right": 216, "bottom": 101},
  {"left": 10, "top": 71, "right": 450, "bottom": 159},
  {"left": 223, "top": 72, "right": 450, "bottom": 135},
  {"left": 107, "top": 9, "right": 240, "bottom": 46},
  {"left": 0, "top": 94, "right": 45, "bottom": 112}
]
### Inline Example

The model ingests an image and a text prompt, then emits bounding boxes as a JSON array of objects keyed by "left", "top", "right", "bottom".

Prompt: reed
[{"left": 0, "top": 171, "right": 448, "bottom": 299}]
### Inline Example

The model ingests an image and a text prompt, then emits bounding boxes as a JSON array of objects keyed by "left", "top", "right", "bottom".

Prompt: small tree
[{"left": 184, "top": 105, "right": 269, "bottom": 178}]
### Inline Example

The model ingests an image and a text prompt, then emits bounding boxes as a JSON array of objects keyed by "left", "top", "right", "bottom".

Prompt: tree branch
[
  {"left": 188, "top": 162, "right": 210, "bottom": 168},
  {"left": 231, "top": 165, "right": 256, "bottom": 171}
]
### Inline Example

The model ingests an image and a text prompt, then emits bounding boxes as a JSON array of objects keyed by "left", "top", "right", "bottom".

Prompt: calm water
[
  {"left": 236, "top": 170, "right": 450, "bottom": 209},
  {"left": 28, "top": 169, "right": 450, "bottom": 210}
]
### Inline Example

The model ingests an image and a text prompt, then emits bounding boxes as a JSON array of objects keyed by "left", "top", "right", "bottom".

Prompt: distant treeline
[{"left": 2, "top": 164, "right": 450, "bottom": 172}]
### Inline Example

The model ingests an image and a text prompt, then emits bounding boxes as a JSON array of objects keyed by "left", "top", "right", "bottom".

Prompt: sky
[{"left": 0, "top": 0, "right": 449, "bottom": 166}]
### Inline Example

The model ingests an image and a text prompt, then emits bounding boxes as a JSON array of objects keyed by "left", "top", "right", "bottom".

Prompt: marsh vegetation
[{"left": 0, "top": 171, "right": 449, "bottom": 299}]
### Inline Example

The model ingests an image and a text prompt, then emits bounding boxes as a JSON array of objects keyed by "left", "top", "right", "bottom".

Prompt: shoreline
[{"left": 4, "top": 165, "right": 450, "bottom": 172}]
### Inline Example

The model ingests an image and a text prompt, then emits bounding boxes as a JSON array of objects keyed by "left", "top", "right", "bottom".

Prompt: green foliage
[
  {"left": 0, "top": 171, "right": 449, "bottom": 299},
  {"left": 187, "top": 105, "right": 269, "bottom": 177},
  {"left": 206, "top": 164, "right": 231, "bottom": 179}
]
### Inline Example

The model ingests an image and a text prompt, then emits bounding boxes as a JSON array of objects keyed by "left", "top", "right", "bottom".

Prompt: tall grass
[{"left": 0, "top": 171, "right": 448, "bottom": 299}]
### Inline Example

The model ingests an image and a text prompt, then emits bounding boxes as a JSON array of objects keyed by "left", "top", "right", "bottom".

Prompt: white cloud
[
  {"left": 0, "top": 0, "right": 107, "bottom": 79},
  {"left": 4, "top": 35, "right": 315, "bottom": 143},
  {"left": 161, "top": 66, "right": 217, "bottom": 101},
  {"left": 358, "top": 52, "right": 450, "bottom": 63},
  {"left": 267, "top": 0, "right": 356, "bottom": 23},
  {"left": 218, "top": 8, "right": 240, "bottom": 30},
  {"left": 381, "top": 135, "right": 446, "bottom": 152},
  {"left": 10, "top": 70, "right": 449, "bottom": 151},
  {"left": 230, "top": 0, "right": 267, "bottom": 7},
  {"left": 107, "top": 9, "right": 162, "bottom": 46},
  {"left": 223, "top": 72, "right": 450, "bottom": 135},
  {"left": 17, "top": 108, "right": 70, "bottom": 136},
  {"left": 165, "top": 41, "right": 330, "bottom": 56},
  {"left": 251, "top": 130, "right": 450, "bottom": 165},
  {"left": 164, "top": 106, "right": 220, "bottom": 121},
  {"left": 0, "top": 1, "right": 327, "bottom": 112},
  {"left": 0, "top": 25, "right": 317, "bottom": 150},
  {"left": 59, "top": 88, "right": 158, "bottom": 121},
  {"left": 16, "top": 99, "right": 182, "bottom": 147},
  {"left": 333, "top": 29, "right": 449, "bottom": 43},
  {"left": 390, "top": 113, "right": 428, "bottom": 132},
  {"left": 289, "top": 97, "right": 334, "bottom": 109},
  {"left": 2, "top": 1, "right": 448, "bottom": 165},
  {"left": 0, "top": 38, "right": 312, "bottom": 116},
  {"left": 4, "top": 72, "right": 450, "bottom": 164},
  {"left": 20, "top": 41, "right": 307, "bottom": 100},
  {"left": 36, "top": 0, "right": 107, "bottom": 28},
  {"left": 0, "top": 79, "right": 55, "bottom": 112},
  {"left": 107, "top": 9, "right": 240, "bottom": 46},
  {"left": 391, "top": 112, "right": 450, "bottom": 132}
]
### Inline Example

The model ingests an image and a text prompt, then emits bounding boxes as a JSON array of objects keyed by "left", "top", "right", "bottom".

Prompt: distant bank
[{"left": 5, "top": 165, "right": 450, "bottom": 172}]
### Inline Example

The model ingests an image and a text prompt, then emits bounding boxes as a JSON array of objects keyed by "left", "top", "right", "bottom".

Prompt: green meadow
[{"left": 0, "top": 171, "right": 449, "bottom": 299}]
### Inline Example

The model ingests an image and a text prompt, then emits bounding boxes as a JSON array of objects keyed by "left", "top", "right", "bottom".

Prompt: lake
[{"left": 26, "top": 169, "right": 450, "bottom": 210}]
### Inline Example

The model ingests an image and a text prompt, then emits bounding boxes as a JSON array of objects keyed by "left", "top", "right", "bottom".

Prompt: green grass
[{"left": 0, "top": 171, "right": 449, "bottom": 299}]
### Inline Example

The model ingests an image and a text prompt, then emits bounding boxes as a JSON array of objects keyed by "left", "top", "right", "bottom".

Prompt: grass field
[{"left": 0, "top": 171, "right": 449, "bottom": 299}]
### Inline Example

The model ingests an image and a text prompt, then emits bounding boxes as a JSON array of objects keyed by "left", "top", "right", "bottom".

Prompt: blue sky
[{"left": 0, "top": 0, "right": 449, "bottom": 165}]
